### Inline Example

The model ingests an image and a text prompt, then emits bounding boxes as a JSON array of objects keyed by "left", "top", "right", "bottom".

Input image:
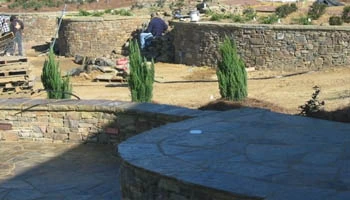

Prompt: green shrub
[
  {"left": 128, "top": 40, "right": 155, "bottom": 102},
  {"left": 113, "top": 9, "right": 133, "bottom": 16},
  {"left": 341, "top": 6, "right": 350, "bottom": 23},
  {"left": 210, "top": 13, "right": 226, "bottom": 21},
  {"left": 259, "top": 14, "right": 279, "bottom": 24},
  {"left": 217, "top": 36, "right": 247, "bottom": 101},
  {"left": 307, "top": 2, "right": 327, "bottom": 20},
  {"left": 104, "top": 9, "right": 112, "bottom": 14},
  {"left": 230, "top": 14, "right": 244, "bottom": 23},
  {"left": 329, "top": 16, "right": 343, "bottom": 25},
  {"left": 243, "top": 7, "right": 256, "bottom": 21},
  {"left": 299, "top": 86, "right": 325, "bottom": 116},
  {"left": 41, "top": 48, "right": 72, "bottom": 99},
  {"left": 92, "top": 11, "right": 104, "bottom": 17},
  {"left": 275, "top": 3, "right": 298, "bottom": 18},
  {"left": 78, "top": 9, "right": 91, "bottom": 16},
  {"left": 292, "top": 15, "right": 312, "bottom": 25}
]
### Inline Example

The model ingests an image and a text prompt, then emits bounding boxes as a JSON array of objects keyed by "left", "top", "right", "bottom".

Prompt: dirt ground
[
  {"left": 2, "top": 0, "right": 348, "bottom": 115},
  {"left": 26, "top": 49, "right": 350, "bottom": 115}
]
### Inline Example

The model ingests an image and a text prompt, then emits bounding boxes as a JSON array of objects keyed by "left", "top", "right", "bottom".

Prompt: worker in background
[
  {"left": 139, "top": 12, "right": 168, "bottom": 50},
  {"left": 9, "top": 15, "right": 24, "bottom": 56}
]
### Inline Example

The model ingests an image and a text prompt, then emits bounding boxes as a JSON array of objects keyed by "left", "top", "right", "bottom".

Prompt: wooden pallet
[
  {"left": 0, "top": 69, "right": 31, "bottom": 78},
  {"left": 0, "top": 66, "right": 31, "bottom": 77},
  {"left": 0, "top": 56, "right": 30, "bottom": 78},
  {"left": 0, "top": 33, "right": 14, "bottom": 52},
  {"left": 0, "top": 57, "right": 28, "bottom": 65}
]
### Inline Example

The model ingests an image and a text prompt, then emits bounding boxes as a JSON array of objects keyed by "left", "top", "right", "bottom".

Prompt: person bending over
[{"left": 139, "top": 13, "right": 168, "bottom": 50}]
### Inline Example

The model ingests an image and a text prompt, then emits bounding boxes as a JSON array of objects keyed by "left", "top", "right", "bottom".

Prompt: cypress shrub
[
  {"left": 41, "top": 48, "right": 72, "bottom": 99},
  {"left": 216, "top": 36, "right": 247, "bottom": 101},
  {"left": 128, "top": 39, "right": 154, "bottom": 102}
]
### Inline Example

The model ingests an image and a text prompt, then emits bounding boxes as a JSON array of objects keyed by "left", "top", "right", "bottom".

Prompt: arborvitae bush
[
  {"left": 216, "top": 36, "right": 247, "bottom": 101},
  {"left": 41, "top": 48, "right": 72, "bottom": 99},
  {"left": 128, "top": 39, "right": 155, "bottom": 102},
  {"left": 341, "top": 6, "right": 350, "bottom": 23},
  {"left": 308, "top": 2, "right": 327, "bottom": 20},
  {"left": 329, "top": 16, "right": 343, "bottom": 25},
  {"left": 275, "top": 3, "right": 298, "bottom": 18}
]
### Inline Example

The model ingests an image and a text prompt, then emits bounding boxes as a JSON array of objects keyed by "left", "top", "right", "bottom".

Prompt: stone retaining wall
[
  {"left": 57, "top": 16, "right": 148, "bottom": 57},
  {"left": 172, "top": 22, "right": 350, "bottom": 70},
  {"left": 10, "top": 13, "right": 350, "bottom": 71},
  {"left": 0, "top": 99, "right": 194, "bottom": 143},
  {"left": 120, "top": 161, "right": 252, "bottom": 200}
]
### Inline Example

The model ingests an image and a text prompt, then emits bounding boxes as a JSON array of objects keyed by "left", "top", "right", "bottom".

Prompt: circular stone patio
[{"left": 119, "top": 108, "right": 350, "bottom": 200}]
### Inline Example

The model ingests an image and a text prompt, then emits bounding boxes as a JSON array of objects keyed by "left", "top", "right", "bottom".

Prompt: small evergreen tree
[
  {"left": 41, "top": 48, "right": 72, "bottom": 99},
  {"left": 217, "top": 36, "right": 247, "bottom": 101},
  {"left": 128, "top": 39, "right": 154, "bottom": 102}
]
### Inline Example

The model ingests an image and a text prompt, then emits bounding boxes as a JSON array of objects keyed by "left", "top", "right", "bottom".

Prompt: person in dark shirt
[
  {"left": 9, "top": 15, "right": 24, "bottom": 56},
  {"left": 139, "top": 13, "right": 168, "bottom": 49}
]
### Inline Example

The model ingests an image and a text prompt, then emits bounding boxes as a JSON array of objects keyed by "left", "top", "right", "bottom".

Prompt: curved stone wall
[
  {"left": 57, "top": 16, "right": 148, "bottom": 57},
  {"left": 0, "top": 99, "right": 198, "bottom": 143},
  {"left": 172, "top": 22, "right": 350, "bottom": 70},
  {"left": 11, "top": 13, "right": 350, "bottom": 72}
]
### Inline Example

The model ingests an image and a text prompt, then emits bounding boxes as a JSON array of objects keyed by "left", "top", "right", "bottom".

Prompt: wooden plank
[
  {"left": 0, "top": 76, "right": 28, "bottom": 83},
  {"left": 0, "top": 70, "right": 30, "bottom": 78},
  {"left": 0, "top": 33, "right": 14, "bottom": 51},
  {"left": 95, "top": 74, "right": 125, "bottom": 82},
  {"left": 97, "top": 66, "right": 117, "bottom": 73},
  {"left": 0, "top": 64, "right": 30, "bottom": 70},
  {"left": 0, "top": 57, "right": 28, "bottom": 65},
  {"left": 0, "top": 62, "right": 28, "bottom": 68}
]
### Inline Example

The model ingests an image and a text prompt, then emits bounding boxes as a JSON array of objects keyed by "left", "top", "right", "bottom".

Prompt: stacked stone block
[
  {"left": 173, "top": 22, "right": 350, "bottom": 70},
  {"left": 0, "top": 99, "right": 191, "bottom": 143}
]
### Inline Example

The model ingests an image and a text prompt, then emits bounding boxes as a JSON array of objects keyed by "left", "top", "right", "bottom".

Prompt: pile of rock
[
  {"left": 142, "top": 32, "right": 174, "bottom": 63},
  {"left": 70, "top": 54, "right": 129, "bottom": 82}
]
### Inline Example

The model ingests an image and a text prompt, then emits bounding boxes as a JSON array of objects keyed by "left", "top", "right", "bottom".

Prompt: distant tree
[{"left": 217, "top": 36, "right": 247, "bottom": 101}]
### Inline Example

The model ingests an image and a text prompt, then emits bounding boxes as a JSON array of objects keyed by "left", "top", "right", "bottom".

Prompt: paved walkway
[
  {"left": 119, "top": 108, "right": 350, "bottom": 200},
  {"left": 0, "top": 142, "right": 121, "bottom": 200}
]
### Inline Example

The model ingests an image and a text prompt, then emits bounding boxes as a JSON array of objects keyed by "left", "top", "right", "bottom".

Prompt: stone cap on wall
[
  {"left": 0, "top": 98, "right": 213, "bottom": 118},
  {"left": 172, "top": 21, "right": 350, "bottom": 31}
]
